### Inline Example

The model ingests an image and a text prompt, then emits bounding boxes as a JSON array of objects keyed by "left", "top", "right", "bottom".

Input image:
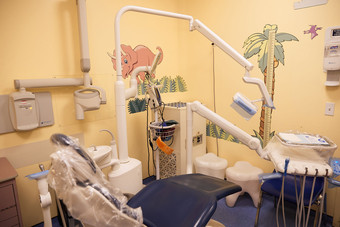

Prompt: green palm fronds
[
  {"left": 137, "top": 75, "right": 187, "bottom": 95},
  {"left": 158, "top": 76, "right": 170, "bottom": 93},
  {"left": 251, "top": 130, "right": 276, "bottom": 148},
  {"left": 243, "top": 24, "right": 298, "bottom": 73},
  {"left": 138, "top": 79, "right": 150, "bottom": 95},
  {"left": 206, "top": 122, "right": 277, "bottom": 146},
  {"left": 175, "top": 75, "right": 187, "bottom": 92},
  {"left": 169, "top": 78, "right": 177, "bottom": 92},
  {"left": 129, "top": 75, "right": 187, "bottom": 114},
  {"left": 206, "top": 122, "right": 241, "bottom": 143},
  {"left": 252, "top": 130, "right": 264, "bottom": 148},
  {"left": 128, "top": 98, "right": 147, "bottom": 114},
  {"left": 207, "top": 122, "right": 220, "bottom": 138}
]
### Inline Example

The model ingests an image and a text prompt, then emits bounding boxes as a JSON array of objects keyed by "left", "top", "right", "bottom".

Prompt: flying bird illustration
[{"left": 304, "top": 25, "right": 322, "bottom": 39}]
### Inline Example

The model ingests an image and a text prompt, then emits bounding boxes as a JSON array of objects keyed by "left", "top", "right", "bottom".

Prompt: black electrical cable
[
  {"left": 212, "top": 43, "right": 219, "bottom": 156},
  {"left": 146, "top": 97, "right": 158, "bottom": 176},
  {"left": 295, "top": 175, "right": 301, "bottom": 227},
  {"left": 158, "top": 102, "right": 166, "bottom": 125},
  {"left": 146, "top": 98, "right": 151, "bottom": 177},
  {"left": 305, "top": 173, "right": 317, "bottom": 227}
]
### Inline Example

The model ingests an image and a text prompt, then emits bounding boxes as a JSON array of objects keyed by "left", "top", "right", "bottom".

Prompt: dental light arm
[
  {"left": 191, "top": 20, "right": 274, "bottom": 109},
  {"left": 114, "top": 5, "right": 274, "bottom": 163},
  {"left": 243, "top": 72, "right": 275, "bottom": 108},
  {"left": 186, "top": 101, "right": 268, "bottom": 173},
  {"left": 192, "top": 20, "right": 253, "bottom": 71}
]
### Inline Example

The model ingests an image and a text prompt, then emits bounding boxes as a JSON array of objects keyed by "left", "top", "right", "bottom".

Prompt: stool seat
[
  {"left": 225, "top": 161, "right": 263, "bottom": 207},
  {"left": 194, "top": 153, "right": 228, "bottom": 179}
]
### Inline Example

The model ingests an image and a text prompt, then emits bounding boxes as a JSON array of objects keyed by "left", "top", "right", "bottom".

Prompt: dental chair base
[{"left": 108, "top": 158, "right": 143, "bottom": 195}]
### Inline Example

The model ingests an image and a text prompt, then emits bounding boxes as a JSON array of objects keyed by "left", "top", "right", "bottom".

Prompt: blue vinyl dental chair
[{"left": 49, "top": 133, "right": 241, "bottom": 227}]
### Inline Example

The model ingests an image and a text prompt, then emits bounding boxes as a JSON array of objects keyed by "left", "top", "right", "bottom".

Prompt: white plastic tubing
[{"left": 186, "top": 101, "right": 266, "bottom": 173}]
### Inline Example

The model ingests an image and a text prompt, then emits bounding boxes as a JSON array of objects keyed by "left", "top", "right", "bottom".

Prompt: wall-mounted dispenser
[
  {"left": 0, "top": 91, "right": 54, "bottom": 134},
  {"left": 324, "top": 26, "right": 340, "bottom": 86},
  {"left": 9, "top": 88, "right": 39, "bottom": 131}
]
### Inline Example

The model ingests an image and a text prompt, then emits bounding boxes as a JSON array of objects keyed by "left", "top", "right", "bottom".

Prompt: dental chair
[{"left": 48, "top": 134, "right": 241, "bottom": 227}]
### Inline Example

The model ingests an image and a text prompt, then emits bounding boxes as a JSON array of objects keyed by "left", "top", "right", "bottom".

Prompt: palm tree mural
[{"left": 243, "top": 24, "right": 298, "bottom": 144}]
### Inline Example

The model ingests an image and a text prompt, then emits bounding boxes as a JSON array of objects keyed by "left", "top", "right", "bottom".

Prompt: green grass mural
[{"left": 128, "top": 75, "right": 187, "bottom": 114}]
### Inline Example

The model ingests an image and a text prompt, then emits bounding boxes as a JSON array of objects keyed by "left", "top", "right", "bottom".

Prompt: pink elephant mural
[{"left": 109, "top": 44, "right": 163, "bottom": 83}]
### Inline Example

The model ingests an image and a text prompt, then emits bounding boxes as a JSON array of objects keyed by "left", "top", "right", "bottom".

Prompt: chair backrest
[{"left": 48, "top": 133, "right": 143, "bottom": 227}]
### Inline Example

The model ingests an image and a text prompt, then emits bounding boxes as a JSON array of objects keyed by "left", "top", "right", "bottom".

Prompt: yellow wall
[
  {"left": 0, "top": 0, "right": 182, "bottom": 226},
  {"left": 1, "top": 0, "right": 340, "bottom": 226},
  {"left": 179, "top": 0, "right": 340, "bottom": 225}
]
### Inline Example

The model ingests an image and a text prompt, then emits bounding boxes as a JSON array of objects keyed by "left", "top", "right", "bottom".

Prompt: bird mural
[{"left": 304, "top": 25, "right": 322, "bottom": 40}]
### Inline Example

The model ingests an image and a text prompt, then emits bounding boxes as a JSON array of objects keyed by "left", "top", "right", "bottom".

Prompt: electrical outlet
[
  {"left": 325, "top": 102, "right": 335, "bottom": 116},
  {"left": 192, "top": 134, "right": 203, "bottom": 146}
]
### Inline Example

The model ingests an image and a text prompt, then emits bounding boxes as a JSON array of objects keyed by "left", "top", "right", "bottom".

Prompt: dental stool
[
  {"left": 194, "top": 153, "right": 228, "bottom": 179},
  {"left": 225, "top": 161, "right": 263, "bottom": 207}
]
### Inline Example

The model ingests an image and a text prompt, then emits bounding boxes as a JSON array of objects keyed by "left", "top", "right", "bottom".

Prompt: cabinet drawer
[
  {"left": 0, "top": 184, "right": 16, "bottom": 210},
  {"left": 0, "top": 205, "right": 17, "bottom": 222},
  {"left": 0, "top": 215, "right": 19, "bottom": 227}
]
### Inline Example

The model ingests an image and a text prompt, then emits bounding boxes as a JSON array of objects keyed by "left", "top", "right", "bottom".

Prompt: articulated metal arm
[
  {"left": 114, "top": 5, "right": 273, "bottom": 163},
  {"left": 186, "top": 101, "right": 268, "bottom": 173}
]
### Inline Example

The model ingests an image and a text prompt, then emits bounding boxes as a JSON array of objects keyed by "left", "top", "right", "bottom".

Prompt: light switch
[{"left": 325, "top": 102, "right": 335, "bottom": 116}]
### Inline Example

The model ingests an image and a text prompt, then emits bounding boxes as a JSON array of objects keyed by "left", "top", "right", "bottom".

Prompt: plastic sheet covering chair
[
  {"left": 255, "top": 172, "right": 325, "bottom": 227},
  {"left": 48, "top": 133, "right": 241, "bottom": 227}
]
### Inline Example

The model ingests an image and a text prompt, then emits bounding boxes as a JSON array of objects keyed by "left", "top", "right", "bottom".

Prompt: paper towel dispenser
[
  {"left": 324, "top": 26, "right": 340, "bottom": 86},
  {"left": 0, "top": 91, "right": 54, "bottom": 134},
  {"left": 9, "top": 89, "right": 39, "bottom": 131}
]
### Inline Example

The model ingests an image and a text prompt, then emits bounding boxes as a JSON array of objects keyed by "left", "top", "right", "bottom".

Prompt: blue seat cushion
[{"left": 128, "top": 174, "right": 241, "bottom": 227}]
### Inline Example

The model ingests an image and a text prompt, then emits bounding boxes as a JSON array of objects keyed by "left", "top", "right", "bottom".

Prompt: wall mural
[
  {"left": 128, "top": 76, "right": 187, "bottom": 113},
  {"left": 207, "top": 24, "right": 299, "bottom": 147},
  {"left": 304, "top": 25, "right": 322, "bottom": 40},
  {"left": 110, "top": 44, "right": 187, "bottom": 114}
]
